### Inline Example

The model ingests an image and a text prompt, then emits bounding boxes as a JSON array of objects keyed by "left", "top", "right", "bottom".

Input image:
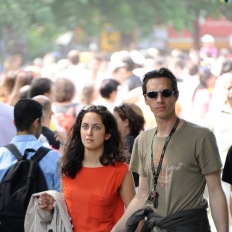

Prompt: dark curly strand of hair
[{"left": 60, "top": 105, "right": 128, "bottom": 179}]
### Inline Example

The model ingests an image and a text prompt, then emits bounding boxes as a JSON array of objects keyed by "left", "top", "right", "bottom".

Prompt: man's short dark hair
[
  {"left": 142, "top": 67, "right": 179, "bottom": 98},
  {"left": 14, "top": 99, "right": 43, "bottom": 131},
  {"left": 100, "top": 79, "right": 120, "bottom": 99},
  {"left": 29, "top": 78, "right": 53, "bottom": 98}
]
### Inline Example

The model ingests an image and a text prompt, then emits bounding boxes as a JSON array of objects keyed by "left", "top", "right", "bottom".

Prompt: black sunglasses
[{"left": 145, "top": 89, "right": 174, "bottom": 99}]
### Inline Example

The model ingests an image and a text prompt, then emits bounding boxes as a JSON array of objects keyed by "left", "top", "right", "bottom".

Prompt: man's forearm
[
  {"left": 111, "top": 193, "right": 147, "bottom": 232},
  {"left": 210, "top": 190, "right": 229, "bottom": 232}
]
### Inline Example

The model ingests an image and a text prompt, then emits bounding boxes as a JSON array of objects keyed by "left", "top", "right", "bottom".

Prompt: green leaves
[{"left": 0, "top": 0, "right": 231, "bottom": 60}]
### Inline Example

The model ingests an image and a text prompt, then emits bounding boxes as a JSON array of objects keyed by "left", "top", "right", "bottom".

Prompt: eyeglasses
[
  {"left": 145, "top": 89, "right": 174, "bottom": 99},
  {"left": 119, "top": 103, "right": 126, "bottom": 113},
  {"left": 117, "top": 103, "right": 128, "bottom": 118},
  {"left": 83, "top": 105, "right": 107, "bottom": 111}
]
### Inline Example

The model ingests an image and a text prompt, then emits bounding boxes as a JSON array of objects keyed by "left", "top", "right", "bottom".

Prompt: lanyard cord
[{"left": 150, "top": 117, "right": 180, "bottom": 191}]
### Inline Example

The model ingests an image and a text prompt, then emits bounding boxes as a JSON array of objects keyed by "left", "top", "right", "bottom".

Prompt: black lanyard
[{"left": 147, "top": 117, "right": 180, "bottom": 208}]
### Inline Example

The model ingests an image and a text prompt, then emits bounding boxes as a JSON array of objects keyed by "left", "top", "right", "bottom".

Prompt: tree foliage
[{"left": 0, "top": 0, "right": 231, "bottom": 60}]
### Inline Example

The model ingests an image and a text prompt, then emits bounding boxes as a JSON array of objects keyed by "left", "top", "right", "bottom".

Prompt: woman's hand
[{"left": 38, "top": 192, "right": 54, "bottom": 211}]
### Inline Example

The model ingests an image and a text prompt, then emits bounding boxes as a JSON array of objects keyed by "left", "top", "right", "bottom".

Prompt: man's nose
[{"left": 156, "top": 92, "right": 164, "bottom": 102}]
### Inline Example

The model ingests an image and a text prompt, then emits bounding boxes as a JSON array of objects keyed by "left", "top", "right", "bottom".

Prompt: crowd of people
[{"left": 1, "top": 33, "right": 232, "bottom": 231}]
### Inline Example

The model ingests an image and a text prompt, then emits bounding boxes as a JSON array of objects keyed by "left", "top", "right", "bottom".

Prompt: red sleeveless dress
[{"left": 63, "top": 162, "right": 128, "bottom": 232}]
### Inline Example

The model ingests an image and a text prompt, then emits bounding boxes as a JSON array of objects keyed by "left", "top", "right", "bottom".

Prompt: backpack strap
[
  {"left": 31, "top": 146, "right": 51, "bottom": 162},
  {"left": 4, "top": 144, "right": 51, "bottom": 162},
  {"left": 4, "top": 144, "right": 23, "bottom": 161}
]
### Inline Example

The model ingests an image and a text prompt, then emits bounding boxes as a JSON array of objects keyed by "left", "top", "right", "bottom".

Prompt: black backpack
[{"left": 0, "top": 144, "right": 51, "bottom": 232}]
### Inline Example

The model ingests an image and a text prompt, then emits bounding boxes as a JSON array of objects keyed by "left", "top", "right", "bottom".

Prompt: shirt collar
[{"left": 11, "top": 134, "right": 38, "bottom": 143}]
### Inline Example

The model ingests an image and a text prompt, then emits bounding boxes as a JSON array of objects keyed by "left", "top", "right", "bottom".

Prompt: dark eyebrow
[
  {"left": 82, "top": 122, "right": 102, "bottom": 127},
  {"left": 92, "top": 123, "right": 101, "bottom": 127}
]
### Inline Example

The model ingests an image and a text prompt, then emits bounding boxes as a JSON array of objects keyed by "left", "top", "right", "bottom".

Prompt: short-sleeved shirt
[
  {"left": 130, "top": 120, "right": 222, "bottom": 217},
  {"left": 0, "top": 135, "right": 61, "bottom": 191},
  {"left": 63, "top": 162, "right": 128, "bottom": 232}
]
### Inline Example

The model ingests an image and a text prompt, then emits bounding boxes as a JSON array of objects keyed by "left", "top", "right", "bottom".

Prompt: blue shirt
[{"left": 0, "top": 135, "right": 61, "bottom": 191}]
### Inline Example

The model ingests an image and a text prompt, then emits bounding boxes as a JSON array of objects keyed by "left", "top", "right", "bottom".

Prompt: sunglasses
[
  {"left": 119, "top": 103, "right": 126, "bottom": 113},
  {"left": 145, "top": 89, "right": 174, "bottom": 99},
  {"left": 83, "top": 105, "right": 107, "bottom": 111}
]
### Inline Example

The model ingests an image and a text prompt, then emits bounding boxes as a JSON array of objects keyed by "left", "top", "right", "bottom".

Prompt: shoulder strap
[
  {"left": 31, "top": 146, "right": 51, "bottom": 162},
  {"left": 4, "top": 144, "right": 23, "bottom": 161},
  {"left": 4, "top": 144, "right": 51, "bottom": 162}
]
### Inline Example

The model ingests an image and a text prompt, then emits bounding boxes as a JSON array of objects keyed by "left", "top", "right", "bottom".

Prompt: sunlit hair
[
  {"left": 54, "top": 77, "right": 75, "bottom": 102},
  {"left": 60, "top": 105, "right": 127, "bottom": 178},
  {"left": 142, "top": 67, "right": 179, "bottom": 98},
  {"left": 114, "top": 103, "right": 145, "bottom": 136}
]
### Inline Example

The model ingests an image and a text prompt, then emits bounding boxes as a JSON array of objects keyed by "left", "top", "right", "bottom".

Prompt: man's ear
[{"left": 32, "top": 118, "right": 40, "bottom": 129}]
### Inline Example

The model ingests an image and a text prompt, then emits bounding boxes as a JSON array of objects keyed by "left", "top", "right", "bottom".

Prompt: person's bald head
[{"left": 32, "top": 95, "right": 52, "bottom": 124}]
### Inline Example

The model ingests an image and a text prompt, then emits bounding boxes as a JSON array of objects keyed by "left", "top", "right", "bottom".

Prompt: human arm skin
[
  {"left": 111, "top": 176, "right": 149, "bottom": 232},
  {"left": 205, "top": 170, "right": 229, "bottom": 232},
  {"left": 119, "top": 170, "right": 136, "bottom": 208}
]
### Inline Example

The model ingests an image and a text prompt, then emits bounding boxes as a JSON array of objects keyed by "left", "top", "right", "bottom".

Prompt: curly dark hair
[{"left": 60, "top": 105, "right": 128, "bottom": 178}]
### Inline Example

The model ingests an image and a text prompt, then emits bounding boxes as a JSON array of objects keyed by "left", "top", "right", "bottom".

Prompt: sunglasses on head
[
  {"left": 83, "top": 105, "right": 107, "bottom": 111},
  {"left": 118, "top": 103, "right": 126, "bottom": 112},
  {"left": 145, "top": 89, "right": 175, "bottom": 99}
]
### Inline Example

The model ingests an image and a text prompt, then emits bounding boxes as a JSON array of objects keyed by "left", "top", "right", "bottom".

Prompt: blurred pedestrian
[
  {"left": 113, "top": 103, "right": 145, "bottom": 189},
  {"left": 33, "top": 95, "right": 60, "bottom": 149},
  {"left": 208, "top": 73, "right": 232, "bottom": 219},
  {"left": 94, "top": 78, "right": 120, "bottom": 112},
  {"left": 29, "top": 77, "right": 55, "bottom": 101},
  {"left": 52, "top": 77, "right": 81, "bottom": 133},
  {"left": 190, "top": 68, "right": 217, "bottom": 126}
]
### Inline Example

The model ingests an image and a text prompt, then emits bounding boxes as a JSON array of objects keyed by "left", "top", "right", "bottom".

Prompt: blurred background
[{"left": 0, "top": 0, "right": 232, "bottom": 65}]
